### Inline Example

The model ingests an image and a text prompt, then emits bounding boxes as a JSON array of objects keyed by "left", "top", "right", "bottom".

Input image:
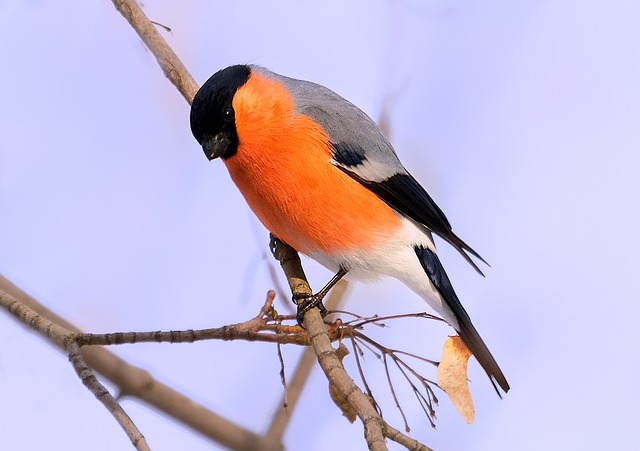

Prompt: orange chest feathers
[{"left": 222, "top": 72, "right": 401, "bottom": 255}]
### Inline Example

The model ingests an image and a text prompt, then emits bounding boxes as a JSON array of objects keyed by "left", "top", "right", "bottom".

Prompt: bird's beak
[{"left": 201, "top": 133, "right": 230, "bottom": 160}]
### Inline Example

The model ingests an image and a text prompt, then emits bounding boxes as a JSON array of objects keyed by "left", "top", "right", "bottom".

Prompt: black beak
[{"left": 201, "top": 133, "right": 231, "bottom": 160}]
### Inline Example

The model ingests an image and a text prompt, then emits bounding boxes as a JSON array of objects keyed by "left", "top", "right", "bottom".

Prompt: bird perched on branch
[{"left": 189, "top": 65, "right": 509, "bottom": 395}]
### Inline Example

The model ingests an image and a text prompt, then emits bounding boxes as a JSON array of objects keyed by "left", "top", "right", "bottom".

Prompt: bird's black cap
[{"left": 190, "top": 65, "right": 251, "bottom": 160}]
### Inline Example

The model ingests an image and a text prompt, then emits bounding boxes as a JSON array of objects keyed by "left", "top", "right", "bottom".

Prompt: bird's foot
[
  {"left": 293, "top": 267, "right": 348, "bottom": 325},
  {"left": 294, "top": 292, "right": 328, "bottom": 324}
]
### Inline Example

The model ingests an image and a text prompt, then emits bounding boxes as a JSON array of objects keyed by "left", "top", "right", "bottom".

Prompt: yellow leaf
[{"left": 438, "top": 336, "right": 475, "bottom": 424}]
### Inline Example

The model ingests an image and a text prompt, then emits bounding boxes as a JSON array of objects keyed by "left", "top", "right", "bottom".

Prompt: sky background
[{"left": 1, "top": 0, "right": 639, "bottom": 450}]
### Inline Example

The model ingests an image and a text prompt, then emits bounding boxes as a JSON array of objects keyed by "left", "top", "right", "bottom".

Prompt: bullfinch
[{"left": 190, "top": 65, "right": 509, "bottom": 395}]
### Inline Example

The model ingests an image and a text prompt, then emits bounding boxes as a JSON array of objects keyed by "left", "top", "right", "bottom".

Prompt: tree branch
[
  {"left": 265, "top": 280, "right": 350, "bottom": 442},
  {"left": 270, "top": 237, "right": 388, "bottom": 450},
  {"left": 0, "top": 275, "right": 282, "bottom": 451},
  {"left": 111, "top": 0, "right": 198, "bottom": 104},
  {"left": 0, "top": 284, "right": 149, "bottom": 451}
]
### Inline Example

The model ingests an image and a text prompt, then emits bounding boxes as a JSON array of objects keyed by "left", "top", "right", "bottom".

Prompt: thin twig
[
  {"left": 66, "top": 341, "right": 149, "bottom": 450},
  {"left": 265, "top": 280, "right": 350, "bottom": 442},
  {"left": 73, "top": 291, "right": 308, "bottom": 348},
  {"left": 0, "top": 275, "right": 283, "bottom": 451},
  {"left": 348, "top": 312, "right": 444, "bottom": 329},
  {"left": 383, "top": 424, "right": 434, "bottom": 451},
  {"left": 353, "top": 329, "right": 439, "bottom": 429},
  {"left": 111, "top": 0, "right": 198, "bottom": 103},
  {"left": 383, "top": 352, "right": 411, "bottom": 433},
  {"left": 0, "top": 287, "right": 150, "bottom": 450},
  {"left": 276, "top": 342, "right": 289, "bottom": 411},
  {"left": 351, "top": 338, "right": 378, "bottom": 403}
]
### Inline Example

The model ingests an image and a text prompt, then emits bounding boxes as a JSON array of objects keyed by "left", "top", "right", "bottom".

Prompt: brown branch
[
  {"left": 73, "top": 292, "right": 310, "bottom": 348},
  {"left": 4, "top": 269, "right": 434, "bottom": 450},
  {"left": 111, "top": 0, "right": 198, "bottom": 104},
  {"left": 308, "top": 308, "right": 388, "bottom": 450},
  {"left": 269, "top": 237, "right": 437, "bottom": 449},
  {"left": 383, "top": 424, "right": 433, "bottom": 451},
  {"left": 269, "top": 237, "right": 388, "bottom": 450},
  {"left": 0, "top": 284, "right": 149, "bottom": 451},
  {"left": 0, "top": 275, "right": 282, "bottom": 451},
  {"left": 265, "top": 280, "right": 350, "bottom": 442},
  {"left": 66, "top": 340, "right": 149, "bottom": 450}
]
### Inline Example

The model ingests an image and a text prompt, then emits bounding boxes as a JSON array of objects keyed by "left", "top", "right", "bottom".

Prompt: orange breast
[{"left": 223, "top": 71, "right": 401, "bottom": 255}]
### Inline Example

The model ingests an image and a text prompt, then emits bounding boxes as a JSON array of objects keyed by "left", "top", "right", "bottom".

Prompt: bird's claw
[{"left": 294, "top": 293, "right": 328, "bottom": 325}]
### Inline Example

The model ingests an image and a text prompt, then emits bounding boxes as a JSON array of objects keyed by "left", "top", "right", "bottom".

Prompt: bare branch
[
  {"left": 4, "top": 269, "right": 436, "bottom": 449},
  {"left": 0, "top": 285, "right": 149, "bottom": 450},
  {"left": 73, "top": 291, "right": 309, "bottom": 348},
  {"left": 265, "top": 280, "right": 350, "bottom": 442},
  {"left": 66, "top": 340, "right": 149, "bottom": 450},
  {"left": 0, "top": 275, "right": 282, "bottom": 451},
  {"left": 111, "top": 0, "right": 198, "bottom": 103},
  {"left": 269, "top": 237, "right": 388, "bottom": 450},
  {"left": 353, "top": 325, "right": 440, "bottom": 430},
  {"left": 383, "top": 424, "right": 434, "bottom": 451}
]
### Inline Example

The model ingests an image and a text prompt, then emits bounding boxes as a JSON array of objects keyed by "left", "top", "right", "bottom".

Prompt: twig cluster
[
  {"left": 2, "top": 273, "right": 439, "bottom": 450},
  {"left": 340, "top": 312, "right": 443, "bottom": 431},
  {"left": 0, "top": 275, "right": 282, "bottom": 451}
]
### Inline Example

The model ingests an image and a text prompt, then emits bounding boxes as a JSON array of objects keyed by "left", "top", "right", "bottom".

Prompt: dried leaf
[{"left": 437, "top": 336, "right": 475, "bottom": 424}]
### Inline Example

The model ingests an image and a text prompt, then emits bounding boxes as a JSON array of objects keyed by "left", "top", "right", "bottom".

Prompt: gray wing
[
  {"left": 262, "top": 66, "right": 404, "bottom": 182},
  {"left": 257, "top": 67, "right": 487, "bottom": 273}
]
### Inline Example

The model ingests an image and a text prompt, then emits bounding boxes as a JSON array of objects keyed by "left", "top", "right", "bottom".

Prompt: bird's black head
[{"left": 190, "top": 65, "right": 251, "bottom": 160}]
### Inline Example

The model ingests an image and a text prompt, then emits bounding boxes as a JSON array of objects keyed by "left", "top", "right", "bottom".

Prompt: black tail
[{"left": 415, "top": 246, "right": 510, "bottom": 396}]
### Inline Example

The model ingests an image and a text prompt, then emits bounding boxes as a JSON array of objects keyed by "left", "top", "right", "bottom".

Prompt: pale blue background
[{"left": 1, "top": 1, "right": 639, "bottom": 450}]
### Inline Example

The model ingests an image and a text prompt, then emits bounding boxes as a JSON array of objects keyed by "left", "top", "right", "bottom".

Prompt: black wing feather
[
  {"left": 338, "top": 166, "right": 488, "bottom": 275},
  {"left": 415, "top": 246, "right": 509, "bottom": 395}
]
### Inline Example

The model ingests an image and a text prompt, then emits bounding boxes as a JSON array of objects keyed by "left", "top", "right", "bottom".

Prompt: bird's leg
[
  {"left": 294, "top": 267, "right": 348, "bottom": 324},
  {"left": 268, "top": 233, "right": 347, "bottom": 324}
]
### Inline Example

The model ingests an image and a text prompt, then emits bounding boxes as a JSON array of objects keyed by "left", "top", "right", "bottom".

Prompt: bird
[{"left": 189, "top": 64, "right": 509, "bottom": 395}]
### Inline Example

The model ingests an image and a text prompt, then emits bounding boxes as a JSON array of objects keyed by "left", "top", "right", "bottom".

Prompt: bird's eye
[{"left": 223, "top": 107, "right": 234, "bottom": 122}]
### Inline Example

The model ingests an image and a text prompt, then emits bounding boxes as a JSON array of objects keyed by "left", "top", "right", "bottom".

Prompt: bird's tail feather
[
  {"left": 457, "top": 312, "right": 510, "bottom": 396},
  {"left": 414, "top": 245, "right": 509, "bottom": 395}
]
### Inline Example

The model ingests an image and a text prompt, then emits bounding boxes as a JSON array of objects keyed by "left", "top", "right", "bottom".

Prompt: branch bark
[
  {"left": 270, "top": 238, "right": 388, "bottom": 450},
  {"left": 0, "top": 275, "right": 282, "bottom": 451},
  {"left": 265, "top": 280, "right": 349, "bottom": 442},
  {"left": 0, "top": 282, "right": 149, "bottom": 451},
  {"left": 112, "top": 0, "right": 198, "bottom": 104}
]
